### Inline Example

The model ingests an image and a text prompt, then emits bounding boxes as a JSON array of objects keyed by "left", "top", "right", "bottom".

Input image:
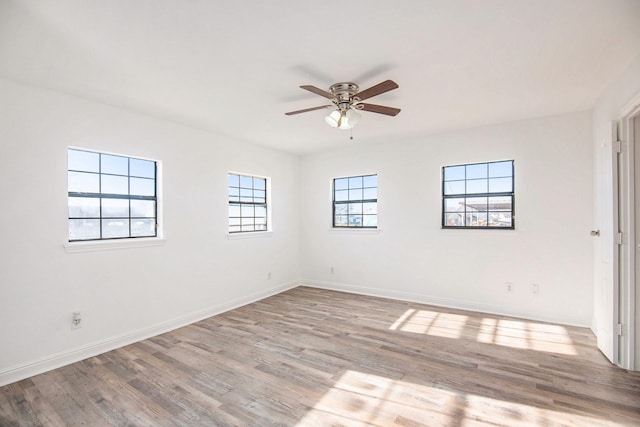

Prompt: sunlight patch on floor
[
  {"left": 295, "top": 370, "right": 621, "bottom": 427},
  {"left": 389, "top": 309, "right": 467, "bottom": 339},
  {"left": 477, "top": 318, "right": 577, "bottom": 355},
  {"left": 389, "top": 309, "right": 577, "bottom": 355}
]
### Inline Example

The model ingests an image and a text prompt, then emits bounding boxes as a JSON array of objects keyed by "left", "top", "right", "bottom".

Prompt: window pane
[
  {"left": 363, "top": 215, "right": 377, "bottom": 227},
  {"left": 363, "top": 188, "right": 377, "bottom": 200},
  {"left": 229, "top": 225, "right": 241, "bottom": 233},
  {"left": 255, "top": 205, "right": 267, "bottom": 218},
  {"left": 348, "top": 216, "right": 363, "bottom": 227},
  {"left": 466, "top": 197, "right": 487, "bottom": 212},
  {"left": 444, "top": 213, "right": 463, "bottom": 227},
  {"left": 489, "top": 177, "right": 512, "bottom": 193},
  {"left": 229, "top": 218, "right": 241, "bottom": 226},
  {"left": 68, "top": 171, "right": 99, "bottom": 193},
  {"left": 241, "top": 218, "right": 254, "bottom": 226},
  {"left": 444, "top": 166, "right": 464, "bottom": 181},
  {"left": 348, "top": 176, "right": 363, "bottom": 189},
  {"left": 101, "top": 174, "right": 128, "bottom": 195},
  {"left": 240, "top": 188, "right": 252, "bottom": 202},
  {"left": 130, "top": 177, "right": 154, "bottom": 196},
  {"left": 444, "top": 198, "right": 464, "bottom": 212},
  {"left": 228, "top": 187, "right": 239, "bottom": 201},
  {"left": 253, "top": 177, "right": 266, "bottom": 190},
  {"left": 254, "top": 190, "right": 266, "bottom": 202},
  {"left": 363, "top": 202, "right": 377, "bottom": 214},
  {"left": 101, "top": 154, "right": 128, "bottom": 176},
  {"left": 229, "top": 204, "right": 240, "bottom": 217},
  {"left": 228, "top": 174, "right": 239, "bottom": 187},
  {"left": 68, "top": 197, "right": 100, "bottom": 218},
  {"left": 131, "top": 219, "right": 155, "bottom": 237},
  {"left": 240, "top": 175, "right": 253, "bottom": 188},
  {"left": 335, "top": 215, "right": 348, "bottom": 226},
  {"left": 348, "top": 203, "right": 363, "bottom": 214},
  {"left": 466, "top": 212, "right": 487, "bottom": 227},
  {"left": 466, "top": 163, "right": 487, "bottom": 179},
  {"left": 102, "top": 219, "right": 129, "bottom": 238},
  {"left": 131, "top": 199, "right": 155, "bottom": 217},
  {"left": 255, "top": 217, "right": 267, "bottom": 226},
  {"left": 488, "top": 196, "right": 512, "bottom": 211},
  {"left": 348, "top": 189, "right": 363, "bottom": 201},
  {"left": 255, "top": 224, "right": 267, "bottom": 231},
  {"left": 335, "top": 190, "right": 348, "bottom": 202},
  {"left": 444, "top": 180, "right": 465, "bottom": 195},
  {"left": 68, "top": 150, "right": 99, "bottom": 173},
  {"left": 241, "top": 205, "right": 254, "bottom": 217},
  {"left": 334, "top": 178, "right": 349, "bottom": 190},
  {"left": 363, "top": 175, "right": 377, "bottom": 188},
  {"left": 130, "top": 158, "right": 155, "bottom": 178},
  {"left": 335, "top": 204, "right": 348, "bottom": 215},
  {"left": 488, "top": 212, "right": 512, "bottom": 227},
  {"left": 102, "top": 198, "right": 129, "bottom": 217},
  {"left": 466, "top": 179, "right": 487, "bottom": 194},
  {"left": 489, "top": 161, "right": 512, "bottom": 178},
  {"left": 242, "top": 224, "right": 255, "bottom": 232},
  {"left": 69, "top": 219, "right": 101, "bottom": 240}
]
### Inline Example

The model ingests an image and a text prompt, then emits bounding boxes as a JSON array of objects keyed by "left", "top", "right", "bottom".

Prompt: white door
[{"left": 595, "top": 121, "right": 620, "bottom": 363}]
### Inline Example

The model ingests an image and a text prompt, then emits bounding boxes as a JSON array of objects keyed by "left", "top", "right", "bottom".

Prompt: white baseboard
[
  {"left": 301, "top": 279, "right": 590, "bottom": 328},
  {"left": 0, "top": 280, "right": 299, "bottom": 387}
]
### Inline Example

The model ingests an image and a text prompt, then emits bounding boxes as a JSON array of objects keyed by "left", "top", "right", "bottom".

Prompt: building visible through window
[
  {"left": 333, "top": 174, "right": 378, "bottom": 228},
  {"left": 68, "top": 149, "right": 157, "bottom": 241},
  {"left": 442, "top": 161, "right": 514, "bottom": 229}
]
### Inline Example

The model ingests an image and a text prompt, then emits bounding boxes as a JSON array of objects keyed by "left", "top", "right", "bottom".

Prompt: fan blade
[
  {"left": 300, "top": 85, "right": 335, "bottom": 99},
  {"left": 356, "top": 80, "right": 399, "bottom": 101},
  {"left": 285, "top": 105, "right": 332, "bottom": 115},
  {"left": 359, "top": 103, "right": 401, "bottom": 116}
]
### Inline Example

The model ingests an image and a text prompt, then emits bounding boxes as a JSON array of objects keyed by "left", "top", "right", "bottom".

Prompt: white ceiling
[{"left": 1, "top": 0, "right": 640, "bottom": 154}]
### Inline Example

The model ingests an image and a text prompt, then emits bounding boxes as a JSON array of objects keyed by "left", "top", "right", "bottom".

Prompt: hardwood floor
[{"left": 1, "top": 286, "right": 639, "bottom": 426}]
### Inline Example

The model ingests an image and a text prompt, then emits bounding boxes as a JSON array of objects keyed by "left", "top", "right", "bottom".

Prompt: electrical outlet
[
  {"left": 531, "top": 283, "right": 539, "bottom": 294},
  {"left": 505, "top": 282, "right": 513, "bottom": 292},
  {"left": 330, "top": 266, "right": 335, "bottom": 274},
  {"left": 267, "top": 272, "right": 271, "bottom": 280},
  {"left": 71, "top": 312, "right": 82, "bottom": 330}
]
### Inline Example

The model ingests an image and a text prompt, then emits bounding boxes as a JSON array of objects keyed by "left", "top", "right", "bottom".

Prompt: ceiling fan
[{"left": 285, "top": 80, "right": 401, "bottom": 130}]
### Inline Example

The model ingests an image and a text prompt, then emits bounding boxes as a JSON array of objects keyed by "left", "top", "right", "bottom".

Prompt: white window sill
[
  {"left": 64, "top": 237, "right": 166, "bottom": 253},
  {"left": 328, "top": 228, "right": 382, "bottom": 234},
  {"left": 227, "top": 231, "right": 273, "bottom": 240}
]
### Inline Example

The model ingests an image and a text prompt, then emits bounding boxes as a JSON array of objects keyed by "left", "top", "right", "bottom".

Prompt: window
[
  {"left": 68, "top": 149, "right": 157, "bottom": 241},
  {"left": 228, "top": 173, "right": 268, "bottom": 233},
  {"left": 442, "top": 160, "right": 514, "bottom": 229},
  {"left": 333, "top": 174, "right": 378, "bottom": 228}
]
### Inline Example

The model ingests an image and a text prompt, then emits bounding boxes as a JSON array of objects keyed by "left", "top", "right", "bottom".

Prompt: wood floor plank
[{"left": 1, "top": 286, "right": 639, "bottom": 426}]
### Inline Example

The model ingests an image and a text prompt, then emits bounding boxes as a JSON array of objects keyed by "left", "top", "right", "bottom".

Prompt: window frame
[
  {"left": 67, "top": 148, "right": 159, "bottom": 242},
  {"left": 441, "top": 160, "right": 515, "bottom": 230},
  {"left": 227, "top": 172, "right": 270, "bottom": 234},
  {"left": 332, "top": 174, "right": 378, "bottom": 229}
]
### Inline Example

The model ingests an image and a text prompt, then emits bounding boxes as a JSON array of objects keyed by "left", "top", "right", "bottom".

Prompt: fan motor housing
[{"left": 329, "top": 82, "right": 359, "bottom": 99}]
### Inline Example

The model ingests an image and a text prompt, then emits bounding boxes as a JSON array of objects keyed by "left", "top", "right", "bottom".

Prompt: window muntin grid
[
  {"left": 442, "top": 161, "right": 514, "bottom": 229},
  {"left": 228, "top": 173, "right": 268, "bottom": 233},
  {"left": 333, "top": 174, "right": 378, "bottom": 228},
  {"left": 68, "top": 149, "right": 157, "bottom": 241}
]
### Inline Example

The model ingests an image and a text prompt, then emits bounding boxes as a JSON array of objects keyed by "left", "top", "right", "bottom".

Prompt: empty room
[{"left": 2, "top": 1, "right": 640, "bottom": 425}]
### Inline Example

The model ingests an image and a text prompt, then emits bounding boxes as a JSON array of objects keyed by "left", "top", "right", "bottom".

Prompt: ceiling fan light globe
[
  {"left": 346, "top": 109, "right": 361, "bottom": 126},
  {"left": 325, "top": 110, "right": 341, "bottom": 128}
]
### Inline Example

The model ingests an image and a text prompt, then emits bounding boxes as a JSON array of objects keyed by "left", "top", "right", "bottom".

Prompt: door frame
[{"left": 617, "top": 92, "right": 640, "bottom": 370}]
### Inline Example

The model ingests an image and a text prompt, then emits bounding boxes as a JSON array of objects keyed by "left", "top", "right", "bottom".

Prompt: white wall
[
  {"left": 300, "top": 111, "right": 594, "bottom": 327},
  {"left": 592, "top": 53, "right": 640, "bottom": 369},
  {"left": 0, "top": 78, "right": 300, "bottom": 385}
]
